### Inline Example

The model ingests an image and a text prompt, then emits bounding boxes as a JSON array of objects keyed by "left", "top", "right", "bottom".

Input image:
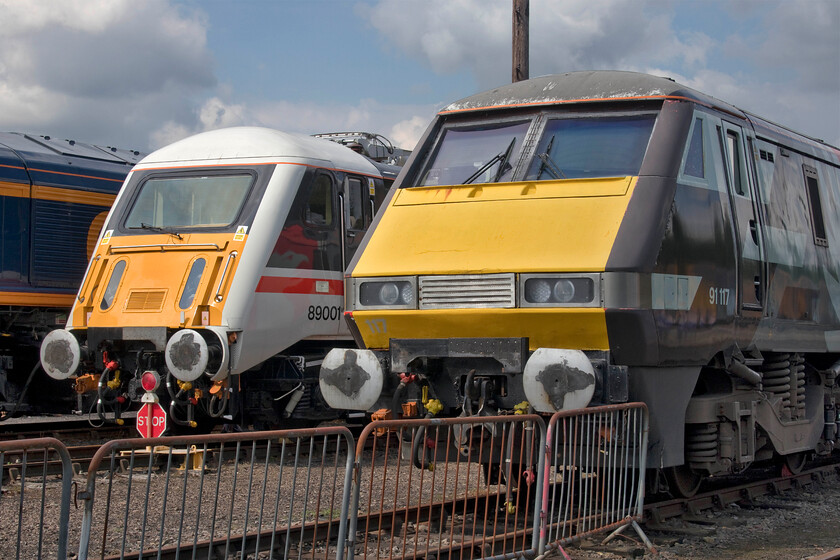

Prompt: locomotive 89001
[
  {"left": 320, "top": 71, "right": 840, "bottom": 496},
  {"left": 40, "top": 127, "right": 401, "bottom": 429},
  {"left": 1, "top": 132, "right": 142, "bottom": 416}
]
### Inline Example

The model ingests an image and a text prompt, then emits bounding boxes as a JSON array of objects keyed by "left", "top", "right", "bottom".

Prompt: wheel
[
  {"left": 665, "top": 465, "right": 703, "bottom": 498},
  {"left": 782, "top": 451, "right": 808, "bottom": 475}
]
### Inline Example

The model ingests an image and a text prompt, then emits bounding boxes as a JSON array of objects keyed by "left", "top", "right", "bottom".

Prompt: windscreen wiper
[
  {"left": 535, "top": 135, "right": 567, "bottom": 180},
  {"left": 463, "top": 138, "right": 516, "bottom": 185},
  {"left": 130, "top": 223, "right": 184, "bottom": 240}
]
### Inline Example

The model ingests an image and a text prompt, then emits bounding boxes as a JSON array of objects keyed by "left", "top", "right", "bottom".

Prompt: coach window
[
  {"left": 304, "top": 173, "right": 334, "bottom": 227},
  {"left": 722, "top": 128, "right": 746, "bottom": 196},
  {"left": 803, "top": 165, "right": 828, "bottom": 246}
]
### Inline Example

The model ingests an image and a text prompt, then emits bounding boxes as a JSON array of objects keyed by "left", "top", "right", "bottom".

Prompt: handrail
[
  {"left": 109, "top": 242, "right": 225, "bottom": 253},
  {"left": 214, "top": 251, "right": 237, "bottom": 302}
]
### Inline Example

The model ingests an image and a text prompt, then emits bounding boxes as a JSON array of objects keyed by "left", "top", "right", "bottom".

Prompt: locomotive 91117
[
  {"left": 39, "top": 127, "right": 400, "bottom": 429},
  {"left": 319, "top": 71, "right": 840, "bottom": 496}
]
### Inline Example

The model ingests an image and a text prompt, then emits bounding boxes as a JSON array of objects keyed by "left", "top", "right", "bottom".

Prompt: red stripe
[{"left": 255, "top": 276, "right": 343, "bottom": 295}]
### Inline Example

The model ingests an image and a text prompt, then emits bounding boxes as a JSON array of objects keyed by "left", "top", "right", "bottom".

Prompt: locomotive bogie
[{"left": 321, "top": 71, "right": 840, "bottom": 489}]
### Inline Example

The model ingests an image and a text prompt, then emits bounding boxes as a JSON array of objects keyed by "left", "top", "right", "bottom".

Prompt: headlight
[
  {"left": 356, "top": 278, "right": 417, "bottom": 309},
  {"left": 520, "top": 274, "right": 599, "bottom": 307}
]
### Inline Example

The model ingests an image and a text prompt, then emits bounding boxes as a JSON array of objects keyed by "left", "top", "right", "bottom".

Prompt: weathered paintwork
[{"left": 334, "top": 71, "right": 840, "bottom": 477}]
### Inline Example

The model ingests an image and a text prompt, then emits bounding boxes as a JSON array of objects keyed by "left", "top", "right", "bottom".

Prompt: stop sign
[{"left": 137, "top": 402, "right": 167, "bottom": 438}]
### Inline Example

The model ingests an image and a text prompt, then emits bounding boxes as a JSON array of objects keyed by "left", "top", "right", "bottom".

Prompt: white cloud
[
  {"left": 149, "top": 121, "right": 192, "bottom": 152},
  {"left": 1, "top": 0, "right": 834, "bottom": 156},
  {"left": 390, "top": 116, "right": 431, "bottom": 151},
  {"left": 361, "top": 0, "right": 696, "bottom": 88},
  {"left": 360, "top": 0, "right": 838, "bottom": 146},
  {"left": 146, "top": 96, "right": 435, "bottom": 152},
  {"left": 0, "top": 0, "right": 214, "bottom": 149},
  {"left": 250, "top": 98, "right": 436, "bottom": 150},
  {"left": 198, "top": 97, "right": 248, "bottom": 130}
]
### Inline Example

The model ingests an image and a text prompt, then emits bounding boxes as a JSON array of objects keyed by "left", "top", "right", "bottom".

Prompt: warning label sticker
[{"left": 234, "top": 225, "right": 248, "bottom": 241}]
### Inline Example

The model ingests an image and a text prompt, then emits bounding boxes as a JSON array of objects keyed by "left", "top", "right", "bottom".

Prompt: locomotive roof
[
  {"left": 0, "top": 131, "right": 143, "bottom": 165},
  {"left": 139, "top": 127, "right": 382, "bottom": 177},
  {"left": 440, "top": 70, "right": 741, "bottom": 116},
  {"left": 440, "top": 70, "right": 838, "bottom": 155}
]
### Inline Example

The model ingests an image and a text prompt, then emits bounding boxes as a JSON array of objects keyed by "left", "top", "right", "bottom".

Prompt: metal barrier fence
[
  {"left": 540, "top": 403, "right": 651, "bottom": 554},
  {"left": 0, "top": 437, "right": 75, "bottom": 560},
  {"left": 77, "top": 426, "right": 355, "bottom": 560},
  {"left": 3, "top": 404, "right": 651, "bottom": 559},
  {"left": 350, "top": 415, "right": 546, "bottom": 560}
]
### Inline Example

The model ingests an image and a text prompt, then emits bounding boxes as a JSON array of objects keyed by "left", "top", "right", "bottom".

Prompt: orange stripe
[
  {"left": 138, "top": 161, "right": 384, "bottom": 180},
  {"left": 0, "top": 163, "right": 26, "bottom": 172},
  {"left": 27, "top": 166, "right": 125, "bottom": 183},
  {"left": 0, "top": 291, "right": 74, "bottom": 307},
  {"left": 31, "top": 185, "right": 115, "bottom": 207},
  {"left": 0, "top": 180, "right": 29, "bottom": 198},
  {"left": 255, "top": 276, "right": 343, "bottom": 295}
]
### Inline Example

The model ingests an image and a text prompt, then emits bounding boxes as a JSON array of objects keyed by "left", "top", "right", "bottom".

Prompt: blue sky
[{"left": 0, "top": 0, "right": 837, "bottom": 152}]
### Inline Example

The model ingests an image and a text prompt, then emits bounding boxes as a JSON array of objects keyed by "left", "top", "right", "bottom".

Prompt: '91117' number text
[{"left": 709, "top": 287, "right": 730, "bottom": 306}]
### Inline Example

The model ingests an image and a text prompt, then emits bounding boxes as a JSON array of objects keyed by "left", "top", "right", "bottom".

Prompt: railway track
[
  {"left": 644, "top": 460, "right": 840, "bottom": 529},
  {"left": 2, "top": 417, "right": 839, "bottom": 559},
  {"left": 0, "top": 411, "right": 138, "bottom": 438}
]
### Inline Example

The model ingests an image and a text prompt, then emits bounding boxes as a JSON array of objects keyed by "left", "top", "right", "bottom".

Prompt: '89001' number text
[{"left": 308, "top": 305, "right": 342, "bottom": 321}]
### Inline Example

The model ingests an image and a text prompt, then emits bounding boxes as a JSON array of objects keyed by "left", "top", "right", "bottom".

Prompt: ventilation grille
[
  {"left": 419, "top": 273, "right": 515, "bottom": 309},
  {"left": 125, "top": 290, "right": 167, "bottom": 311}
]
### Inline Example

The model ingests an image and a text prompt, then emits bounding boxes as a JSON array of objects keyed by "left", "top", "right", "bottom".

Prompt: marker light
[{"left": 141, "top": 370, "right": 160, "bottom": 392}]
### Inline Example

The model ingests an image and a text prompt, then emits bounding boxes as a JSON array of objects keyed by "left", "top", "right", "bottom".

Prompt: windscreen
[
  {"left": 416, "top": 121, "right": 530, "bottom": 186},
  {"left": 124, "top": 173, "right": 253, "bottom": 229},
  {"left": 526, "top": 114, "right": 656, "bottom": 180}
]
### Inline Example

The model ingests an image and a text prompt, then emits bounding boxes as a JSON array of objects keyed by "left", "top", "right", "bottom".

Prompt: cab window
[
  {"left": 527, "top": 114, "right": 656, "bottom": 180},
  {"left": 125, "top": 172, "right": 253, "bottom": 230},
  {"left": 416, "top": 120, "right": 530, "bottom": 186}
]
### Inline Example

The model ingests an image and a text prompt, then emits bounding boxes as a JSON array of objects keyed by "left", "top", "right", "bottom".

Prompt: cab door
[{"left": 719, "top": 121, "right": 766, "bottom": 312}]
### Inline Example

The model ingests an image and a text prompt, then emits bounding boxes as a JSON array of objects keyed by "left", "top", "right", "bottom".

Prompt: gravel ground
[
  {"left": 3, "top": 432, "right": 839, "bottom": 560},
  {"left": 556, "top": 476, "right": 840, "bottom": 560}
]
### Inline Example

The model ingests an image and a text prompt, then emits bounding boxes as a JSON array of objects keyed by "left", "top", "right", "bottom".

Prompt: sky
[{"left": 0, "top": 0, "right": 837, "bottom": 154}]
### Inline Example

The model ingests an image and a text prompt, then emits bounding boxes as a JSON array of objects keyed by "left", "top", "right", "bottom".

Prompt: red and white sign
[{"left": 137, "top": 402, "right": 167, "bottom": 438}]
